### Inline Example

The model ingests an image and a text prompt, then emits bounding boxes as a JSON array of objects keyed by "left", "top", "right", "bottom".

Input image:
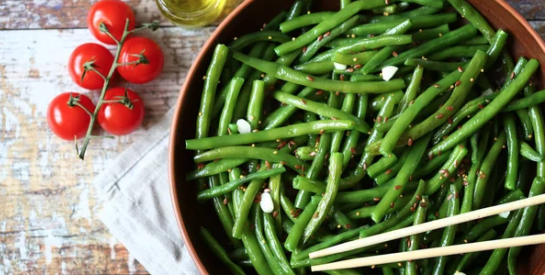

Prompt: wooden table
[{"left": 0, "top": 1, "right": 543, "bottom": 274}]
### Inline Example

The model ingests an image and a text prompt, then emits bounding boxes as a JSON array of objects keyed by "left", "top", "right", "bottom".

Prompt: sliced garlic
[
  {"left": 260, "top": 191, "right": 274, "bottom": 213},
  {"left": 236, "top": 119, "right": 252, "bottom": 134},
  {"left": 381, "top": 66, "right": 399, "bottom": 81}
]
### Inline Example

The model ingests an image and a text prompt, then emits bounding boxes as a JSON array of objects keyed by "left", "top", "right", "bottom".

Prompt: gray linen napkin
[{"left": 93, "top": 108, "right": 199, "bottom": 275}]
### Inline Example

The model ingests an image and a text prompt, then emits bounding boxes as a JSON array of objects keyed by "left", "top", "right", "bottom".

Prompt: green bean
[
  {"left": 280, "top": 12, "right": 337, "bottom": 33},
  {"left": 254, "top": 206, "right": 290, "bottom": 275},
  {"left": 285, "top": 195, "right": 321, "bottom": 251},
  {"left": 350, "top": 14, "right": 457, "bottom": 36},
  {"left": 207, "top": 175, "right": 241, "bottom": 247},
  {"left": 503, "top": 113, "right": 519, "bottom": 190},
  {"left": 264, "top": 212, "right": 296, "bottom": 275},
  {"left": 366, "top": 154, "right": 399, "bottom": 178},
  {"left": 463, "top": 36, "right": 489, "bottom": 45},
  {"left": 430, "top": 184, "right": 459, "bottom": 275},
  {"left": 479, "top": 209, "right": 523, "bottom": 275},
  {"left": 370, "top": 6, "right": 441, "bottom": 23},
  {"left": 293, "top": 177, "right": 326, "bottom": 193},
  {"left": 401, "top": 50, "right": 487, "bottom": 148},
  {"left": 248, "top": 80, "right": 265, "bottom": 130},
  {"left": 212, "top": 43, "right": 265, "bottom": 118},
  {"left": 370, "top": 91, "right": 404, "bottom": 112},
  {"left": 451, "top": 229, "right": 497, "bottom": 273},
  {"left": 330, "top": 206, "right": 355, "bottom": 230},
  {"left": 406, "top": 196, "right": 428, "bottom": 275},
  {"left": 197, "top": 167, "right": 286, "bottom": 201},
  {"left": 428, "top": 45, "right": 489, "bottom": 61},
  {"left": 377, "top": 68, "right": 463, "bottom": 155},
  {"left": 233, "top": 45, "right": 278, "bottom": 121},
  {"left": 471, "top": 131, "right": 506, "bottom": 209},
  {"left": 425, "top": 144, "right": 468, "bottom": 195},
  {"left": 294, "top": 62, "right": 334, "bottom": 75},
  {"left": 503, "top": 89, "right": 545, "bottom": 112},
  {"left": 411, "top": 24, "right": 450, "bottom": 42},
  {"left": 398, "top": 65, "right": 423, "bottom": 114},
  {"left": 229, "top": 247, "right": 248, "bottom": 262},
  {"left": 274, "top": 0, "right": 398, "bottom": 56},
  {"left": 412, "top": 150, "right": 451, "bottom": 180},
  {"left": 273, "top": 92, "right": 370, "bottom": 133},
  {"left": 433, "top": 93, "right": 498, "bottom": 145},
  {"left": 302, "top": 153, "right": 342, "bottom": 244},
  {"left": 521, "top": 141, "right": 544, "bottom": 162},
  {"left": 347, "top": 194, "right": 412, "bottom": 219},
  {"left": 296, "top": 185, "right": 423, "bottom": 263},
  {"left": 263, "top": 86, "right": 318, "bottom": 130},
  {"left": 507, "top": 177, "right": 545, "bottom": 275},
  {"left": 298, "top": 15, "right": 362, "bottom": 63},
  {"left": 501, "top": 57, "right": 528, "bottom": 91},
  {"left": 187, "top": 159, "right": 247, "bottom": 180},
  {"left": 232, "top": 165, "right": 267, "bottom": 239},
  {"left": 430, "top": 59, "right": 540, "bottom": 155},
  {"left": 446, "top": 0, "right": 495, "bottom": 41},
  {"left": 218, "top": 77, "right": 245, "bottom": 136},
  {"left": 341, "top": 95, "right": 397, "bottom": 190},
  {"left": 332, "top": 51, "right": 378, "bottom": 66},
  {"left": 269, "top": 165, "right": 283, "bottom": 236},
  {"left": 187, "top": 120, "right": 354, "bottom": 150},
  {"left": 484, "top": 29, "right": 509, "bottom": 69},
  {"left": 336, "top": 180, "right": 417, "bottom": 204},
  {"left": 372, "top": 2, "right": 409, "bottom": 15},
  {"left": 400, "top": 0, "right": 444, "bottom": 8},
  {"left": 196, "top": 44, "right": 229, "bottom": 155},
  {"left": 281, "top": 193, "right": 299, "bottom": 223},
  {"left": 294, "top": 146, "right": 316, "bottom": 161},
  {"left": 529, "top": 91, "right": 545, "bottom": 177},
  {"left": 460, "top": 215, "right": 509, "bottom": 244},
  {"left": 231, "top": 31, "right": 291, "bottom": 51},
  {"left": 234, "top": 52, "right": 406, "bottom": 94},
  {"left": 342, "top": 94, "right": 368, "bottom": 168},
  {"left": 361, "top": 19, "right": 413, "bottom": 74},
  {"left": 374, "top": 150, "right": 410, "bottom": 185},
  {"left": 285, "top": 0, "right": 308, "bottom": 21},
  {"left": 380, "top": 24, "right": 478, "bottom": 70},
  {"left": 331, "top": 93, "right": 356, "bottom": 153},
  {"left": 200, "top": 228, "right": 245, "bottom": 275},
  {"left": 371, "top": 135, "right": 430, "bottom": 223}
]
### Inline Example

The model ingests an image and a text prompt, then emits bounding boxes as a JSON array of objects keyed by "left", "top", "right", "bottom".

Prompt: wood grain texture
[
  {"left": 0, "top": 0, "right": 544, "bottom": 274},
  {"left": 0, "top": 25, "right": 213, "bottom": 275}
]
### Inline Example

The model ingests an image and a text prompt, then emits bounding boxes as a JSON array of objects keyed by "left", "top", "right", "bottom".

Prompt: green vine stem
[{"left": 76, "top": 19, "right": 159, "bottom": 160}]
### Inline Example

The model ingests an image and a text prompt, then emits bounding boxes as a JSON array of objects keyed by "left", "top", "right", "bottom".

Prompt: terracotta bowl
[{"left": 169, "top": 0, "right": 545, "bottom": 274}]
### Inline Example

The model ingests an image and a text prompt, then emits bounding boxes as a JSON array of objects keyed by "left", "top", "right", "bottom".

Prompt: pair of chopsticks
[{"left": 310, "top": 193, "right": 545, "bottom": 272}]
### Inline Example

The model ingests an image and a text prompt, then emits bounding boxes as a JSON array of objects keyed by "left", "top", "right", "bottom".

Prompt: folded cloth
[{"left": 94, "top": 108, "right": 199, "bottom": 275}]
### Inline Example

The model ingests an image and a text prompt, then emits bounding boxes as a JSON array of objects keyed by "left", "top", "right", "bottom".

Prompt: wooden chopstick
[
  {"left": 311, "top": 234, "right": 545, "bottom": 271},
  {"left": 309, "top": 193, "right": 545, "bottom": 259}
]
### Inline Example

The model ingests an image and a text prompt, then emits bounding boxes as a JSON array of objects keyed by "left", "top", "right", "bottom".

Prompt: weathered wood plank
[
  {"left": 0, "top": 0, "right": 242, "bottom": 30},
  {"left": 506, "top": 0, "right": 545, "bottom": 21},
  {"left": 0, "top": 26, "right": 213, "bottom": 275}
]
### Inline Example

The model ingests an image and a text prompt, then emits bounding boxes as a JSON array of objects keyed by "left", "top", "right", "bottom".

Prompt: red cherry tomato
[
  {"left": 68, "top": 43, "right": 114, "bottom": 90},
  {"left": 47, "top": 93, "right": 95, "bottom": 140},
  {"left": 98, "top": 87, "right": 145, "bottom": 135},
  {"left": 87, "top": 0, "right": 135, "bottom": 45},
  {"left": 117, "top": 37, "right": 164, "bottom": 84}
]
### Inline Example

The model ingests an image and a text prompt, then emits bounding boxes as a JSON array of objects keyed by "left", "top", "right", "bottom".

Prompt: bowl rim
[{"left": 168, "top": 0, "right": 545, "bottom": 274}]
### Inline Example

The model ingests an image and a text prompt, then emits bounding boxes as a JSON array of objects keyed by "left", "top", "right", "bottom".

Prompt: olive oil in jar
[{"left": 156, "top": 0, "right": 226, "bottom": 27}]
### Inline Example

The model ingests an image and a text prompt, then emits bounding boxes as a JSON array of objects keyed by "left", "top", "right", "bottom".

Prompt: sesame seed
[
  {"left": 306, "top": 75, "right": 314, "bottom": 81},
  {"left": 446, "top": 106, "right": 454, "bottom": 111},
  {"left": 455, "top": 80, "right": 462, "bottom": 87}
]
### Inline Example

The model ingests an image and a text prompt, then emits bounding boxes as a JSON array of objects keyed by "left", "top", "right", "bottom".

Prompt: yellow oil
[{"left": 156, "top": 0, "right": 228, "bottom": 27}]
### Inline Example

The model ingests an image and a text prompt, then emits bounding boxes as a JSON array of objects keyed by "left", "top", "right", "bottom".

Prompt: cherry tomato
[
  {"left": 68, "top": 43, "right": 114, "bottom": 90},
  {"left": 117, "top": 37, "right": 164, "bottom": 84},
  {"left": 47, "top": 93, "right": 95, "bottom": 140},
  {"left": 87, "top": 0, "right": 135, "bottom": 45},
  {"left": 98, "top": 87, "right": 144, "bottom": 135}
]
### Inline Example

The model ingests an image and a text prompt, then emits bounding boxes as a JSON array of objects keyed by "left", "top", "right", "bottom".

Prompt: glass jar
[{"left": 156, "top": 0, "right": 227, "bottom": 27}]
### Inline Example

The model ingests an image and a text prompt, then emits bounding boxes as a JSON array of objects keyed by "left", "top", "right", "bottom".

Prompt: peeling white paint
[
  {"left": 43, "top": 230, "right": 63, "bottom": 265},
  {"left": 109, "top": 237, "right": 117, "bottom": 260},
  {"left": 16, "top": 232, "right": 27, "bottom": 260},
  {"left": 73, "top": 186, "right": 91, "bottom": 222}
]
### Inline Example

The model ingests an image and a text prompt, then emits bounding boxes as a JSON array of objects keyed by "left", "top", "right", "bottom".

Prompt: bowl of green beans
[{"left": 169, "top": 0, "right": 545, "bottom": 274}]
